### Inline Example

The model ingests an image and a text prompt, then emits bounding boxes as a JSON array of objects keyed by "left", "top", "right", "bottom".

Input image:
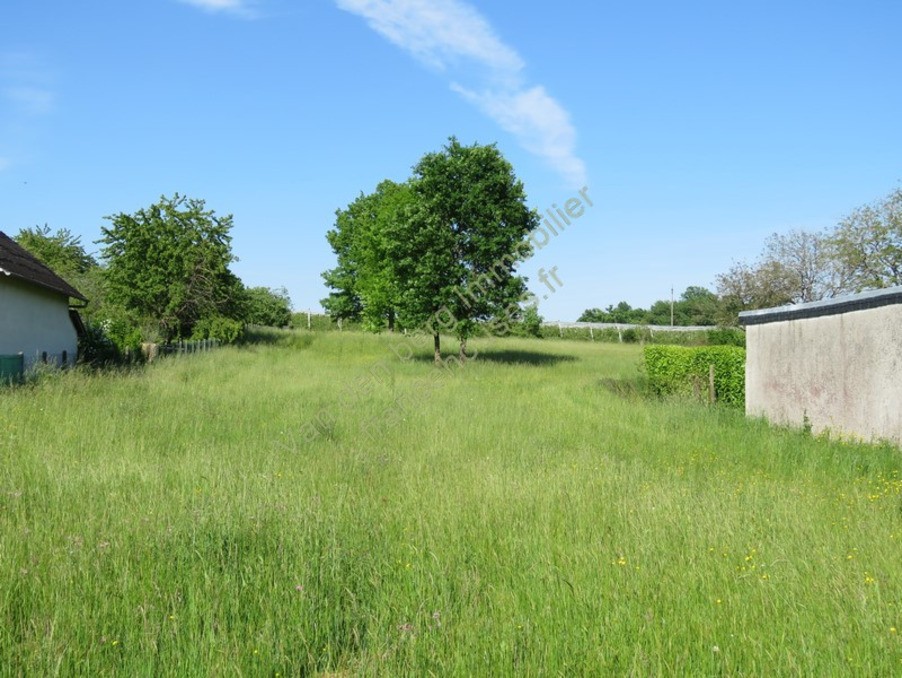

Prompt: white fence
[{"left": 543, "top": 321, "right": 716, "bottom": 341}]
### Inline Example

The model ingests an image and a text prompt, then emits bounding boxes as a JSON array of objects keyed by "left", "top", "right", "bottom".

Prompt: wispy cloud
[
  {"left": 452, "top": 85, "right": 586, "bottom": 188},
  {"left": 0, "top": 52, "right": 55, "bottom": 169},
  {"left": 336, "top": 0, "right": 522, "bottom": 75},
  {"left": 336, "top": 0, "right": 586, "bottom": 187},
  {"left": 177, "top": 0, "right": 259, "bottom": 18},
  {"left": 3, "top": 86, "right": 54, "bottom": 115},
  {"left": 1, "top": 53, "right": 55, "bottom": 116}
]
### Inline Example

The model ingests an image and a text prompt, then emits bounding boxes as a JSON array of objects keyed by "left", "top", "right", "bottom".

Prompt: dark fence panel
[{"left": 0, "top": 353, "right": 24, "bottom": 385}]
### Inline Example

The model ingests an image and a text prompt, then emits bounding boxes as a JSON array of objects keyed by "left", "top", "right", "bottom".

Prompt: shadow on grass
[
  {"left": 241, "top": 326, "right": 315, "bottom": 350},
  {"left": 411, "top": 349, "right": 578, "bottom": 366},
  {"left": 598, "top": 376, "right": 653, "bottom": 401},
  {"left": 477, "top": 350, "right": 578, "bottom": 366}
]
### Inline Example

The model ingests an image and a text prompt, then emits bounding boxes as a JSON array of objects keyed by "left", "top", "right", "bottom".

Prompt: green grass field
[{"left": 1, "top": 332, "right": 900, "bottom": 675}]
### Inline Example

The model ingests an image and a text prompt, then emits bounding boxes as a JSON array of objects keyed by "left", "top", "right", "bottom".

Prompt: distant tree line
[
  {"left": 580, "top": 186, "right": 902, "bottom": 325},
  {"left": 579, "top": 286, "right": 720, "bottom": 326},
  {"left": 13, "top": 194, "right": 293, "bottom": 360}
]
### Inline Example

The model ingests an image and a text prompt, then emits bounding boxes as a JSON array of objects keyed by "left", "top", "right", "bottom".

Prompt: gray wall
[
  {"left": 0, "top": 275, "right": 78, "bottom": 368},
  {"left": 742, "top": 291, "right": 902, "bottom": 445}
]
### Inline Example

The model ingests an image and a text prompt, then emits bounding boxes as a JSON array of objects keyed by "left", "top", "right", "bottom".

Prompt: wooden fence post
[{"left": 708, "top": 363, "right": 715, "bottom": 405}]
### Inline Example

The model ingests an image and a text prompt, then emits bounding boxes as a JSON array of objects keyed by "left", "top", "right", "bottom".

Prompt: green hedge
[{"left": 643, "top": 345, "right": 746, "bottom": 407}]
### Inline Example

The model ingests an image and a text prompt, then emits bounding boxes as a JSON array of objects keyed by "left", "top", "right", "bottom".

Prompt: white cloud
[
  {"left": 0, "top": 52, "right": 54, "bottom": 169},
  {"left": 336, "top": 0, "right": 522, "bottom": 76},
  {"left": 178, "top": 0, "right": 258, "bottom": 18},
  {"left": 337, "top": 0, "right": 586, "bottom": 187},
  {"left": 3, "top": 86, "right": 54, "bottom": 115},
  {"left": 1, "top": 53, "right": 55, "bottom": 116},
  {"left": 453, "top": 84, "right": 586, "bottom": 188}
]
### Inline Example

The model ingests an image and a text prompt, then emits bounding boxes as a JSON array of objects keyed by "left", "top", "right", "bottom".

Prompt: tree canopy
[
  {"left": 321, "top": 180, "right": 413, "bottom": 331},
  {"left": 14, "top": 225, "right": 107, "bottom": 321},
  {"left": 392, "top": 138, "right": 537, "bottom": 361},
  {"left": 244, "top": 286, "right": 293, "bottom": 328},
  {"left": 323, "top": 138, "right": 537, "bottom": 362},
  {"left": 15, "top": 225, "right": 98, "bottom": 280},
  {"left": 830, "top": 187, "right": 902, "bottom": 291},
  {"left": 99, "top": 194, "right": 244, "bottom": 342}
]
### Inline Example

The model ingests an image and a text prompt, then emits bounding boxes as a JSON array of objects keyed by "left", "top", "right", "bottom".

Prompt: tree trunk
[
  {"left": 388, "top": 309, "right": 395, "bottom": 333},
  {"left": 459, "top": 337, "right": 467, "bottom": 363},
  {"left": 433, "top": 333, "right": 442, "bottom": 364}
]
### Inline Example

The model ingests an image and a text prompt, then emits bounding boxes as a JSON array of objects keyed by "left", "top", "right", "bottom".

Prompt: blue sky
[{"left": 2, "top": 0, "right": 900, "bottom": 321}]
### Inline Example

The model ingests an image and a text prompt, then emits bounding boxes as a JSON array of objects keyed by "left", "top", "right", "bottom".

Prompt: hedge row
[
  {"left": 540, "top": 325, "right": 746, "bottom": 346},
  {"left": 643, "top": 345, "right": 746, "bottom": 407}
]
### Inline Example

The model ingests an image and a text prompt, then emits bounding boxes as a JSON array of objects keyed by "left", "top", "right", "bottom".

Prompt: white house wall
[
  {"left": 744, "top": 299, "right": 902, "bottom": 445},
  {"left": 0, "top": 276, "right": 78, "bottom": 368}
]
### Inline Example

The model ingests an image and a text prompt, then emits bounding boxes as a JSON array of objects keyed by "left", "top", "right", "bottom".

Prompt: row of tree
[
  {"left": 14, "top": 194, "right": 293, "bottom": 355},
  {"left": 322, "top": 137, "right": 539, "bottom": 362},
  {"left": 579, "top": 187, "right": 902, "bottom": 326},
  {"left": 579, "top": 286, "right": 721, "bottom": 326},
  {"left": 715, "top": 186, "right": 901, "bottom": 317}
]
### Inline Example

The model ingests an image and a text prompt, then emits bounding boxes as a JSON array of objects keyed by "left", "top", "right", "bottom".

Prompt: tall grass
[{"left": 1, "top": 332, "right": 899, "bottom": 675}]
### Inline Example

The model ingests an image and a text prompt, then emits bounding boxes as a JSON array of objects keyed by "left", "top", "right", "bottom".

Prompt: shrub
[
  {"left": 621, "top": 328, "right": 639, "bottom": 343},
  {"left": 78, "top": 323, "right": 122, "bottom": 366},
  {"left": 644, "top": 344, "right": 746, "bottom": 407},
  {"left": 510, "top": 305, "right": 543, "bottom": 338},
  {"left": 191, "top": 316, "right": 244, "bottom": 344},
  {"left": 100, "top": 314, "right": 144, "bottom": 353}
]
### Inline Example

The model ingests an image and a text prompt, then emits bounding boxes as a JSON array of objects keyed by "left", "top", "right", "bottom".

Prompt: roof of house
[{"left": 0, "top": 231, "right": 88, "bottom": 302}]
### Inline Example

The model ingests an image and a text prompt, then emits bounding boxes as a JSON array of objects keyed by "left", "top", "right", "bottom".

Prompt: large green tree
[
  {"left": 322, "top": 180, "right": 413, "bottom": 331},
  {"left": 388, "top": 138, "right": 538, "bottom": 362},
  {"left": 99, "top": 194, "right": 243, "bottom": 342}
]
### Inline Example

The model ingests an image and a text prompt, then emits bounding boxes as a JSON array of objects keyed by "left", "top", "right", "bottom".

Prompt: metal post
[{"left": 670, "top": 287, "right": 674, "bottom": 327}]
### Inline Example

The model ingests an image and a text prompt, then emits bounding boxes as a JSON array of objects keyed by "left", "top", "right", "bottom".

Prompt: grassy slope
[{"left": 1, "top": 332, "right": 899, "bottom": 675}]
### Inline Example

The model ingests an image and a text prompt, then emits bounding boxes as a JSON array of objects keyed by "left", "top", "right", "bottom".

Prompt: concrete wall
[
  {"left": 0, "top": 275, "right": 78, "bottom": 368},
  {"left": 741, "top": 288, "right": 902, "bottom": 445}
]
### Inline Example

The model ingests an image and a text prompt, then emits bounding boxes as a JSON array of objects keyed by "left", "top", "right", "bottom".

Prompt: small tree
[
  {"left": 517, "top": 304, "right": 544, "bottom": 338},
  {"left": 244, "top": 286, "right": 293, "bottom": 327}
]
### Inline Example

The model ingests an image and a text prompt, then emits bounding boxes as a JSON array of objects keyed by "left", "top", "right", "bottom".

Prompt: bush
[
  {"left": 191, "top": 316, "right": 244, "bottom": 344},
  {"left": 644, "top": 345, "right": 746, "bottom": 407},
  {"left": 99, "top": 313, "right": 144, "bottom": 353},
  {"left": 510, "top": 305, "right": 543, "bottom": 338},
  {"left": 621, "top": 328, "right": 640, "bottom": 343},
  {"left": 78, "top": 323, "right": 122, "bottom": 366}
]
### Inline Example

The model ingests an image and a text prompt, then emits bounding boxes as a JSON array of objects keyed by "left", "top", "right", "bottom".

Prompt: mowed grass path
[{"left": 1, "top": 332, "right": 900, "bottom": 675}]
